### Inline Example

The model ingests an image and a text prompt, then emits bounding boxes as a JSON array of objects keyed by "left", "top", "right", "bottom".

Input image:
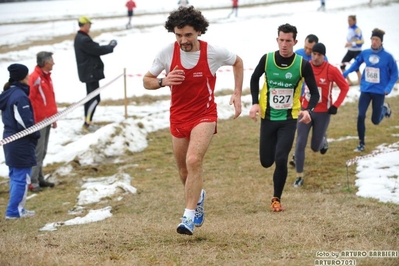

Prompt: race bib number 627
[{"left": 270, "top": 89, "right": 294, "bottom": 109}]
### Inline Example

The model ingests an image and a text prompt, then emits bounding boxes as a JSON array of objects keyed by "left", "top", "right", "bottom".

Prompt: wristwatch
[
  {"left": 158, "top": 78, "right": 165, "bottom": 87},
  {"left": 305, "top": 108, "right": 313, "bottom": 118}
]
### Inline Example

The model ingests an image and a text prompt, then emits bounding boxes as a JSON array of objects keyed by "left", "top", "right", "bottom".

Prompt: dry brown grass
[{"left": 0, "top": 93, "right": 398, "bottom": 266}]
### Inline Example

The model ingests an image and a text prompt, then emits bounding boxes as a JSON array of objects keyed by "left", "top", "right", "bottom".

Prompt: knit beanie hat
[
  {"left": 8, "top": 63, "right": 29, "bottom": 81},
  {"left": 312, "top": 43, "right": 326, "bottom": 56},
  {"left": 371, "top": 30, "right": 384, "bottom": 42}
]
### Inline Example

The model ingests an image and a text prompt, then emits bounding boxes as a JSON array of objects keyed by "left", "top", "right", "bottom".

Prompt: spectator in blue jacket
[
  {"left": 343, "top": 28, "right": 398, "bottom": 152},
  {"left": 0, "top": 63, "right": 40, "bottom": 219}
]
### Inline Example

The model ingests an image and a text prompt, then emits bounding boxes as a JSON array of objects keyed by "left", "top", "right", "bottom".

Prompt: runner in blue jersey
[{"left": 343, "top": 28, "right": 397, "bottom": 152}]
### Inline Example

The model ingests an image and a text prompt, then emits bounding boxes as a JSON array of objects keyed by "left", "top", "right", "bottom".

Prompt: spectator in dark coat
[
  {"left": 73, "top": 16, "right": 117, "bottom": 132},
  {"left": 0, "top": 63, "right": 39, "bottom": 219}
]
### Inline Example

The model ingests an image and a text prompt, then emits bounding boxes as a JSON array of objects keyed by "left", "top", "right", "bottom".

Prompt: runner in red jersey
[
  {"left": 125, "top": 0, "right": 136, "bottom": 29},
  {"left": 293, "top": 43, "right": 349, "bottom": 187},
  {"left": 143, "top": 6, "right": 243, "bottom": 235}
]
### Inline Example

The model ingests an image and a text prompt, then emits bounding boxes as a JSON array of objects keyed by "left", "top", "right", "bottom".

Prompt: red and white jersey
[
  {"left": 149, "top": 40, "right": 237, "bottom": 124},
  {"left": 302, "top": 61, "right": 349, "bottom": 112}
]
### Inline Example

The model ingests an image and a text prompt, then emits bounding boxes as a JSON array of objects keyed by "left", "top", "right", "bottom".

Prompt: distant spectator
[
  {"left": 74, "top": 16, "right": 117, "bottom": 132},
  {"left": 28, "top": 51, "right": 58, "bottom": 192},
  {"left": 125, "top": 0, "right": 136, "bottom": 29},
  {"left": 0, "top": 63, "right": 40, "bottom": 219},
  {"left": 317, "top": 0, "right": 326, "bottom": 11},
  {"left": 178, "top": 0, "right": 189, "bottom": 7},
  {"left": 341, "top": 15, "right": 364, "bottom": 85},
  {"left": 227, "top": 0, "right": 239, "bottom": 18}
]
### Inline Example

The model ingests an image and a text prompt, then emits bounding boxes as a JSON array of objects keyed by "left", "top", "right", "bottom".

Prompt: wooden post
[{"left": 124, "top": 68, "right": 128, "bottom": 119}]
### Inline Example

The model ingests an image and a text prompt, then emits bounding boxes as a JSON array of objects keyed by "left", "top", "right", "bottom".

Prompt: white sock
[{"left": 183, "top": 209, "right": 195, "bottom": 221}]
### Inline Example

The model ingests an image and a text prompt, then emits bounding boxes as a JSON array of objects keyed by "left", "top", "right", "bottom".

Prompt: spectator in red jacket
[
  {"left": 293, "top": 43, "right": 349, "bottom": 187},
  {"left": 125, "top": 0, "right": 137, "bottom": 29},
  {"left": 28, "top": 51, "right": 58, "bottom": 192}
]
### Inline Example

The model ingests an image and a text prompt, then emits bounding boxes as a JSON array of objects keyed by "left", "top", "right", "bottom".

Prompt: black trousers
[
  {"left": 84, "top": 81, "right": 100, "bottom": 124},
  {"left": 259, "top": 119, "right": 297, "bottom": 199}
]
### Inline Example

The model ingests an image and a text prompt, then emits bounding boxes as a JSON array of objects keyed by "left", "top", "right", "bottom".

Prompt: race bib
[
  {"left": 365, "top": 67, "right": 380, "bottom": 83},
  {"left": 270, "top": 89, "right": 293, "bottom": 109},
  {"left": 304, "top": 86, "right": 322, "bottom": 103}
]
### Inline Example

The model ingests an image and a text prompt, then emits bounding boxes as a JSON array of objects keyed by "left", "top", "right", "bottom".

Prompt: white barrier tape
[
  {"left": 346, "top": 143, "right": 399, "bottom": 167},
  {"left": 127, "top": 67, "right": 255, "bottom": 78},
  {"left": 0, "top": 73, "right": 124, "bottom": 147},
  {"left": 126, "top": 60, "right": 399, "bottom": 78}
]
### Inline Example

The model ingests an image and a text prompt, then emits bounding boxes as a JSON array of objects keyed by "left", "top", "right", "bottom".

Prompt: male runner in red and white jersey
[
  {"left": 293, "top": 43, "right": 349, "bottom": 187},
  {"left": 143, "top": 6, "right": 243, "bottom": 236}
]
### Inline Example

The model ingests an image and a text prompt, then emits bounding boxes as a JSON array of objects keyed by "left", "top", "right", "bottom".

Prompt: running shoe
[
  {"left": 194, "top": 190, "right": 205, "bottom": 227},
  {"left": 320, "top": 138, "right": 329, "bottom": 155},
  {"left": 5, "top": 209, "right": 35, "bottom": 220},
  {"left": 176, "top": 216, "right": 194, "bottom": 235},
  {"left": 354, "top": 144, "right": 365, "bottom": 152},
  {"left": 270, "top": 197, "right": 285, "bottom": 212},
  {"left": 383, "top": 102, "right": 392, "bottom": 118},
  {"left": 293, "top": 177, "right": 303, "bottom": 187},
  {"left": 289, "top": 154, "right": 296, "bottom": 167},
  {"left": 39, "top": 180, "right": 55, "bottom": 188},
  {"left": 28, "top": 184, "right": 42, "bottom": 192}
]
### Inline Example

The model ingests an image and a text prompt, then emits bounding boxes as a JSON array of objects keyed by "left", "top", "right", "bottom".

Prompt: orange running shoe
[{"left": 270, "top": 197, "right": 285, "bottom": 212}]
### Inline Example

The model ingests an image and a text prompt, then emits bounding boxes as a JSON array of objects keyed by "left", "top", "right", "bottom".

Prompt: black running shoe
[
  {"left": 289, "top": 154, "right": 296, "bottom": 167},
  {"left": 39, "top": 181, "right": 55, "bottom": 188},
  {"left": 383, "top": 102, "right": 392, "bottom": 118},
  {"left": 320, "top": 139, "right": 329, "bottom": 155},
  {"left": 293, "top": 177, "right": 303, "bottom": 187}
]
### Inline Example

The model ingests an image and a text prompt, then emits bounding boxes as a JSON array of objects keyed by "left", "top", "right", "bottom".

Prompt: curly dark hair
[
  {"left": 165, "top": 6, "right": 209, "bottom": 34},
  {"left": 278, "top": 23, "right": 298, "bottom": 40}
]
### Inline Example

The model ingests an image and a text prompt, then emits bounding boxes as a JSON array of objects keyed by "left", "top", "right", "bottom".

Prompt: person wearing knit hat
[
  {"left": 311, "top": 43, "right": 326, "bottom": 56},
  {"left": 290, "top": 36, "right": 329, "bottom": 169},
  {"left": 292, "top": 42, "right": 349, "bottom": 187},
  {"left": 340, "top": 15, "right": 364, "bottom": 85},
  {"left": 0, "top": 63, "right": 39, "bottom": 219},
  {"left": 343, "top": 28, "right": 398, "bottom": 152},
  {"left": 371, "top": 28, "right": 384, "bottom": 44},
  {"left": 7, "top": 63, "right": 29, "bottom": 82}
]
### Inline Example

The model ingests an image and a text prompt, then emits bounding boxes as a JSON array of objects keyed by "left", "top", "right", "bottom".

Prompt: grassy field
[{"left": 0, "top": 91, "right": 398, "bottom": 266}]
